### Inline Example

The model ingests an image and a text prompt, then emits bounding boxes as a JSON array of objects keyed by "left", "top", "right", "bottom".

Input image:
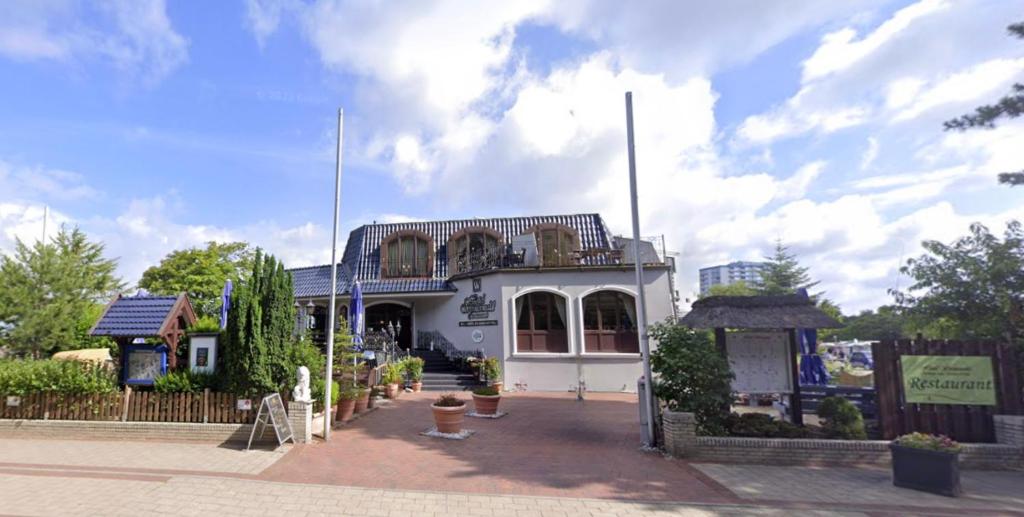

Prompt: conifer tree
[{"left": 755, "top": 240, "right": 819, "bottom": 295}]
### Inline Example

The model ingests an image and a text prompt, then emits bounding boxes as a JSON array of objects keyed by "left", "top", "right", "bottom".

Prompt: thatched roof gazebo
[
  {"left": 680, "top": 294, "right": 842, "bottom": 330},
  {"left": 679, "top": 293, "right": 842, "bottom": 426}
]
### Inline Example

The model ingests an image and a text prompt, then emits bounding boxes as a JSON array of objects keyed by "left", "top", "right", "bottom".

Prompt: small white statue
[{"left": 292, "top": 366, "right": 312, "bottom": 403}]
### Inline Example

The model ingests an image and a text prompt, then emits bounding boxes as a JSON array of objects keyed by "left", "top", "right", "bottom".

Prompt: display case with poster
[
  {"left": 124, "top": 344, "right": 168, "bottom": 385},
  {"left": 725, "top": 331, "right": 793, "bottom": 394}
]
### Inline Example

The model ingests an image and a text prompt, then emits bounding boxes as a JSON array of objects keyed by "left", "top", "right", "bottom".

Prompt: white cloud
[
  {"left": 0, "top": 0, "right": 188, "bottom": 83},
  {"left": 736, "top": 0, "right": 1024, "bottom": 145},
  {"left": 801, "top": 0, "right": 950, "bottom": 82},
  {"left": 891, "top": 58, "right": 1024, "bottom": 122},
  {"left": 0, "top": 160, "right": 99, "bottom": 201},
  {"left": 860, "top": 137, "right": 879, "bottom": 170}
]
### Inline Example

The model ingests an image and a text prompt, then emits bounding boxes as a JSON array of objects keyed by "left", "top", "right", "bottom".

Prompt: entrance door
[{"left": 365, "top": 303, "right": 413, "bottom": 350}]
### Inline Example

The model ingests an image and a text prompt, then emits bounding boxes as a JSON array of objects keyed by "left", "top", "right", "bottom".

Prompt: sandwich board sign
[{"left": 246, "top": 393, "right": 294, "bottom": 450}]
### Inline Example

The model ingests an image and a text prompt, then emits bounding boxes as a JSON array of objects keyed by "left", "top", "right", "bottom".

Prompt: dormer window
[
  {"left": 526, "top": 223, "right": 580, "bottom": 267},
  {"left": 447, "top": 226, "right": 502, "bottom": 276},
  {"left": 381, "top": 230, "right": 433, "bottom": 278}
]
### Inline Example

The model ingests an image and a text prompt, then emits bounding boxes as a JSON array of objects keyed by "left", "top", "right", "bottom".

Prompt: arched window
[
  {"left": 514, "top": 291, "right": 569, "bottom": 353},
  {"left": 582, "top": 291, "right": 639, "bottom": 353},
  {"left": 526, "top": 224, "right": 579, "bottom": 267},
  {"left": 447, "top": 226, "right": 502, "bottom": 275},
  {"left": 380, "top": 230, "right": 433, "bottom": 278}
]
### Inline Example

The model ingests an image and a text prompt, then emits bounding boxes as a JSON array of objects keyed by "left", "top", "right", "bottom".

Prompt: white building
[
  {"left": 290, "top": 214, "right": 675, "bottom": 392},
  {"left": 698, "top": 261, "right": 765, "bottom": 294}
]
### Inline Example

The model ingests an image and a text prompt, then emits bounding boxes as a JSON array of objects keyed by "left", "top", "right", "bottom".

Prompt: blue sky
[{"left": 1, "top": 0, "right": 1023, "bottom": 312}]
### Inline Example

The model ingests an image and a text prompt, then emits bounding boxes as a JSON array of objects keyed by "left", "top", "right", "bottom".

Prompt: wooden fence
[
  {"left": 0, "top": 389, "right": 290, "bottom": 424},
  {"left": 800, "top": 385, "right": 877, "bottom": 420},
  {"left": 872, "top": 339, "right": 1023, "bottom": 442}
]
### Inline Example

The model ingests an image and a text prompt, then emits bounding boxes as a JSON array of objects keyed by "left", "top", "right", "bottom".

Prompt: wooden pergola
[
  {"left": 90, "top": 293, "right": 197, "bottom": 373},
  {"left": 679, "top": 293, "right": 842, "bottom": 426}
]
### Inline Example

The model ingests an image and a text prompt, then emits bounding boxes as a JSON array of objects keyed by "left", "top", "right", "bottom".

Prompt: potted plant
[
  {"left": 472, "top": 386, "right": 501, "bottom": 415},
  {"left": 382, "top": 362, "right": 404, "bottom": 399},
  {"left": 353, "top": 385, "right": 371, "bottom": 413},
  {"left": 431, "top": 393, "right": 466, "bottom": 434},
  {"left": 891, "top": 432, "right": 962, "bottom": 497},
  {"left": 337, "top": 386, "right": 361, "bottom": 423},
  {"left": 406, "top": 357, "right": 424, "bottom": 392},
  {"left": 482, "top": 357, "right": 502, "bottom": 392}
]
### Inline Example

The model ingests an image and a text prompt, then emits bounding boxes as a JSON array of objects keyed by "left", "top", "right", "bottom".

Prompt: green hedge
[
  {"left": 0, "top": 359, "right": 118, "bottom": 396},
  {"left": 153, "top": 370, "right": 217, "bottom": 393}
]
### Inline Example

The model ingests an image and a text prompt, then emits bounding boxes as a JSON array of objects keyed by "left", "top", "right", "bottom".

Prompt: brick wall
[
  {"left": 0, "top": 419, "right": 277, "bottom": 444},
  {"left": 662, "top": 410, "right": 1023, "bottom": 471}
]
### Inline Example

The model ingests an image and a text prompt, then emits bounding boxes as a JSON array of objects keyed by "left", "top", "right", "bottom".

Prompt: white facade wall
[{"left": 415, "top": 267, "right": 674, "bottom": 392}]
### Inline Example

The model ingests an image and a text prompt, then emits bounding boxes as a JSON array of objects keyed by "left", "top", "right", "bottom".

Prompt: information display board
[
  {"left": 725, "top": 331, "right": 793, "bottom": 394},
  {"left": 125, "top": 345, "right": 167, "bottom": 385},
  {"left": 246, "top": 393, "right": 294, "bottom": 450},
  {"left": 901, "top": 355, "right": 997, "bottom": 405}
]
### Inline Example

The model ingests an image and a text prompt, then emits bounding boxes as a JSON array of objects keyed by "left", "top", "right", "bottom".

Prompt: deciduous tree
[{"left": 139, "top": 242, "right": 253, "bottom": 319}]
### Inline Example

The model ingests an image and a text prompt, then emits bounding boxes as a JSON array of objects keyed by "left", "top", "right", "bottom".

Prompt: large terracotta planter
[
  {"left": 472, "top": 394, "right": 501, "bottom": 415},
  {"left": 431, "top": 403, "right": 467, "bottom": 434},
  {"left": 337, "top": 398, "right": 356, "bottom": 423},
  {"left": 385, "top": 383, "right": 400, "bottom": 399},
  {"left": 411, "top": 381, "right": 423, "bottom": 392},
  {"left": 354, "top": 390, "right": 370, "bottom": 413}
]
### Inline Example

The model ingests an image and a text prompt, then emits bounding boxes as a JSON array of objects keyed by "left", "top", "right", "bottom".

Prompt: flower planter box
[{"left": 890, "top": 444, "right": 961, "bottom": 497}]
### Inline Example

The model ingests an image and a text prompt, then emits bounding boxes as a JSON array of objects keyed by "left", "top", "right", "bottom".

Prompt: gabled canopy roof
[
  {"left": 90, "top": 294, "right": 197, "bottom": 338},
  {"left": 679, "top": 294, "right": 842, "bottom": 330}
]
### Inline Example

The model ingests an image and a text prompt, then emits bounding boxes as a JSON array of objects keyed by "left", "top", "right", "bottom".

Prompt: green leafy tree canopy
[
  {"left": 701, "top": 280, "right": 757, "bottom": 299},
  {"left": 943, "top": 21, "right": 1024, "bottom": 186},
  {"left": 0, "top": 227, "right": 124, "bottom": 358},
  {"left": 892, "top": 221, "right": 1024, "bottom": 342},
  {"left": 139, "top": 242, "right": 253, "bottom": 319}
]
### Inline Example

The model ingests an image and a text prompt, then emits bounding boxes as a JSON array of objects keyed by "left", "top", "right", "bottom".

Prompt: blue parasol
[
  {"left": 796, "top": 288, "right": 830, "bottom": 386},
  {"left": 219, "top": 279, "right": 233, "bottom": 330},
  {"left": 348, "top": 280, "right": 364, "bottom": 350}
]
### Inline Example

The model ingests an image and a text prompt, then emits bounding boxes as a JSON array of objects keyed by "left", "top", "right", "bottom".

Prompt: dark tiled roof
[
  {"left": 358, "top": 278, "right": 456, "bottom": 294},
  {"left": 91, "top": 296, "right": 180, "bottom": 337},
  {"left": 290, "top": 265, "right": 349, "bottom": 298},
  {"left": 344, "top": 213, "right": 614, "bottom": 280},
  {"left": 291, "top": 213, "right": 614, "bottom": 298}
]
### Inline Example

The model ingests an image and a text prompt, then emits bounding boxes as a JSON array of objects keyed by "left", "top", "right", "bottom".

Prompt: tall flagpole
[
  {"left": 324, "top": 108, "right": 344, "bottom": 440},
  {"left": 625, "top": 92, "right": 656, "bottom": 446}
]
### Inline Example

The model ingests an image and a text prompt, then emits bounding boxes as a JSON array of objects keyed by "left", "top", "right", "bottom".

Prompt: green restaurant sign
[{"left": 901, "top": 355, "right": 997, "bottom": 406}]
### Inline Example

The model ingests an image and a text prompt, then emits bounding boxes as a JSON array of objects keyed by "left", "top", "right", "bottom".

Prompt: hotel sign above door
[{"left": 460, "top": 293, "right": 496, "bottom": 320}]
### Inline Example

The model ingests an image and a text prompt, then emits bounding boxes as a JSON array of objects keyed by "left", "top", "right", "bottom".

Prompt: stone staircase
[{"left": 411, "top": 349, "right": 485, "bottom": 392}]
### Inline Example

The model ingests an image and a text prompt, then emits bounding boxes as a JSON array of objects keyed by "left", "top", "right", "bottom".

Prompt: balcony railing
[{"left": 448, "top": 245, "right": 630, "bottom": 277}]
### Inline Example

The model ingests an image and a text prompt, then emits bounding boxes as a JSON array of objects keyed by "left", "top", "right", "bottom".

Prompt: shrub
[
  {"left": 153, "top": 370, "right": 216, "bottom": 393},
  {"left": 649, "top": 323, "right": 734, "bottom": 435},
  {"left": 382, "top": 362, "right": 405, "bottom": 384},
  {"left": 723, "top": 412, "right": 810, "bottom": 438},
  {"left": 473, "top": 386, "right": 499, "bottom": 396},
  {"left": 817, "top": 396, "right": 867, "bottom": 440},
  {"left": 434, "top": 393, "right": 464, "bottom": 407},
  {"left": 288, "top": 336, "right": 325, "bottom": 386},
  {"left": 188, "top": 315, "right": 222, "bottom": 334},
  {"left": 0, "top": 359, "right": 117, "bottom": 396},
  {"left": 482, "top": 357, "right": 501, "bottom": 382},
  {"left": 337, "top": 385, "right": 364, "bottom": 401},
  {"left": 404, "top": 357, "right": 424, "bottom": 382},
  {"left": 312, "top": 379, "right": 340, "bottom": 410},
  {"left": 894, "top": 432, "right": 961, "bottom": 453}
]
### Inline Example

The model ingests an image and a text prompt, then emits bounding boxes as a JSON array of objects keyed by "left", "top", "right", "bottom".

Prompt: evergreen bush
[
  {"left": 0, "top": 359, "right": 117, "bottom": 395},
  {"left": 405, "top": 357, "right": 424, "bottom": 382},
  {"left": 817, "top": 396, "right": 867, "bottom": 440},
  {"left": 153, "top": 370, "right": 216, "bottom": 393},
  {"left": 649, "top": 322, "right": 734, "bottom": 436}
]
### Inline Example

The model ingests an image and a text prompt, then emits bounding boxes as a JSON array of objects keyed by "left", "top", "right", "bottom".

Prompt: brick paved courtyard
[
  {"left": 1, "top": 391, "right": 1023, "bottom": 515},
  {"left": 262, "top": 391, "right": 736, "bottom": 502}
]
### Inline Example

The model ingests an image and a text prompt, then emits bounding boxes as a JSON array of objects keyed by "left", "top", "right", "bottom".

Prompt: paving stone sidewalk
[
  {"left": 0, "top": 472, "right": 864, "bottom": 517},
  {"left": 0, "top": 438, "right": 287, "bottom": 475},
  {"left": 695, "top": 463, "right": 1024, "bottom": 513}
]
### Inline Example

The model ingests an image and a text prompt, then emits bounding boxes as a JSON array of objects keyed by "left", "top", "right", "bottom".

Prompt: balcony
[{"left": 448, "top": 245, "right": 630, "bottom": 277}]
